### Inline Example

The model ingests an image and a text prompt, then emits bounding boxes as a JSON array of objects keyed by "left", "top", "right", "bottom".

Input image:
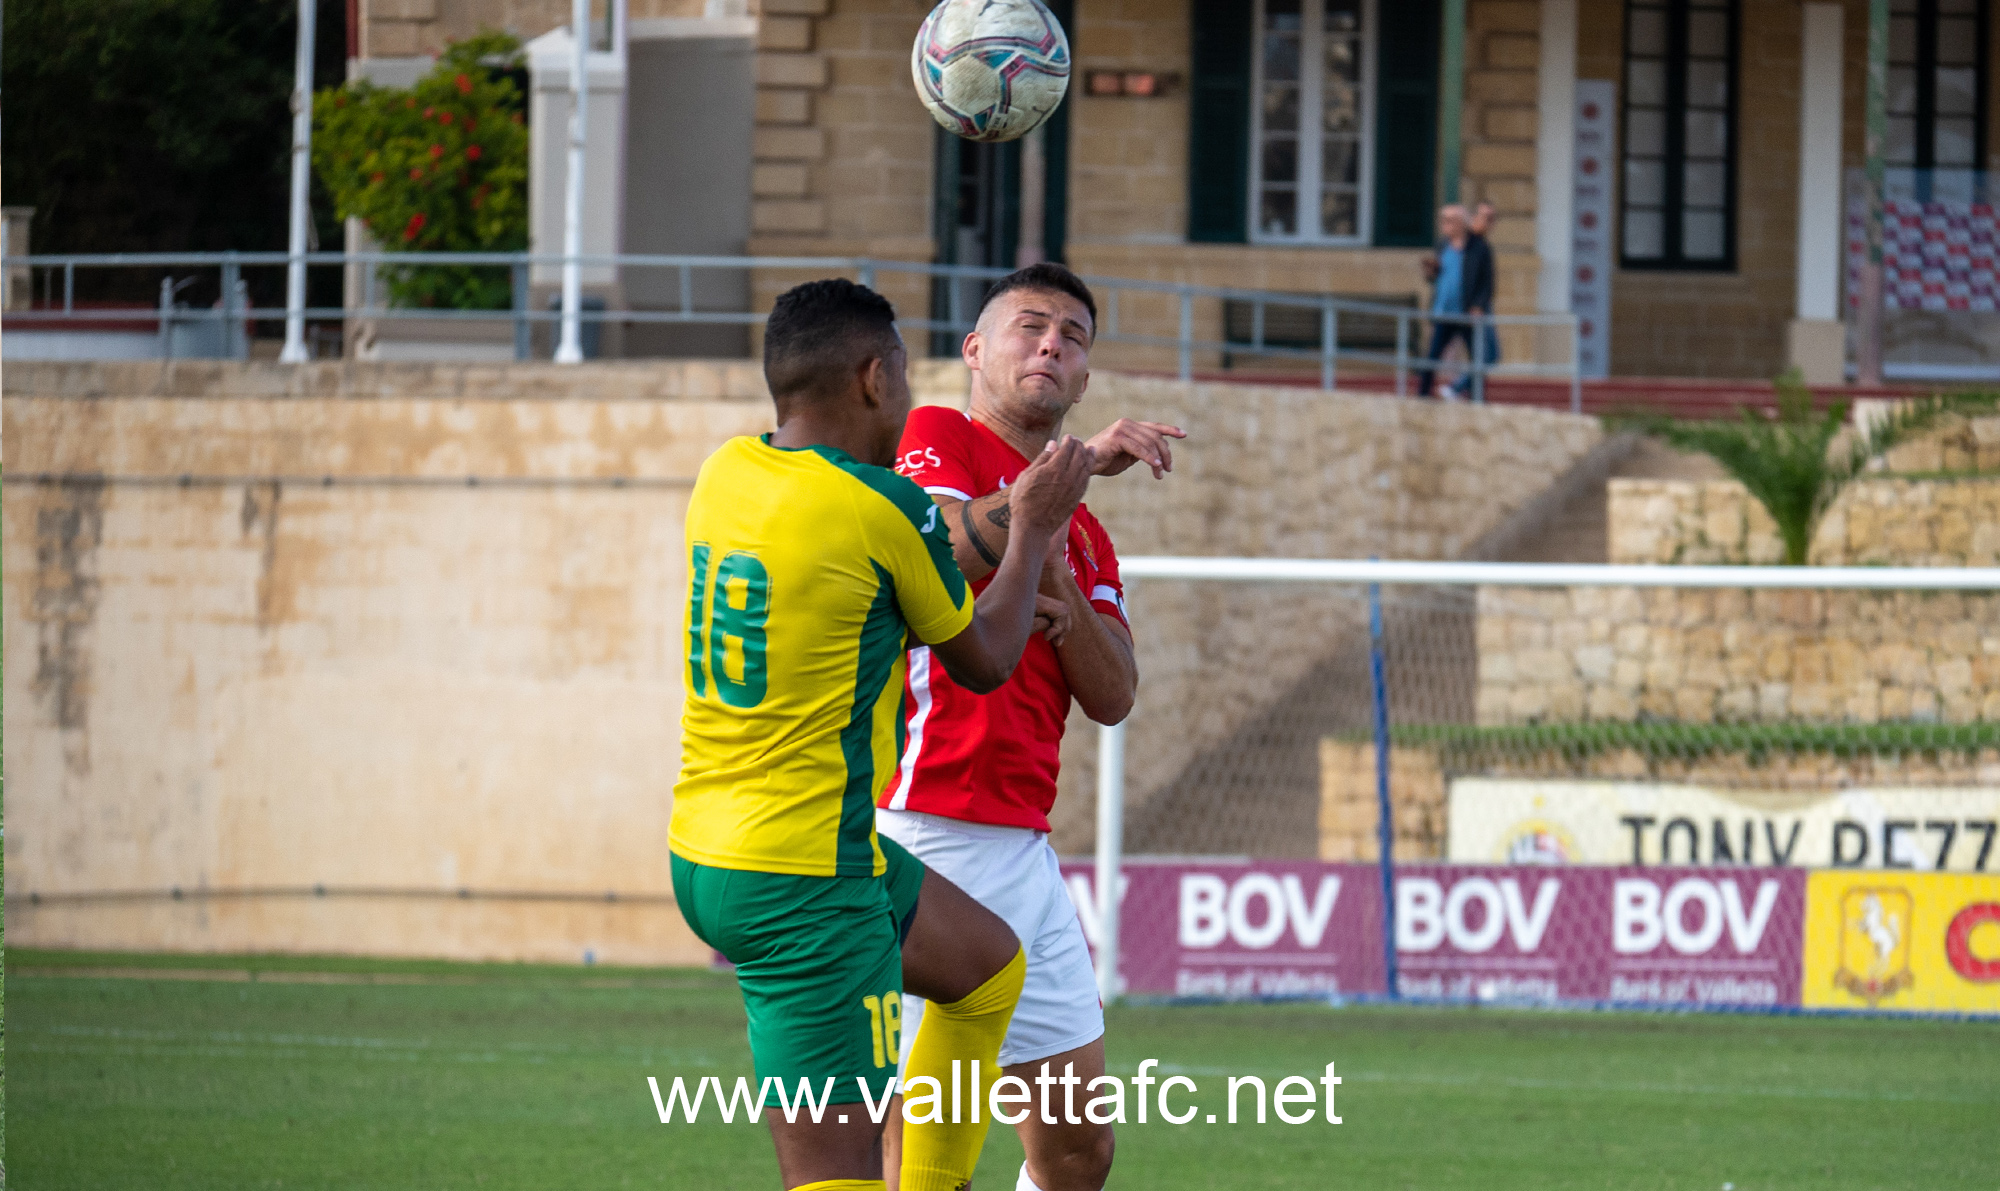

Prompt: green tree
[
  {"left": 1, "top": 0, "right": 346, "bottom": 298},
  {"left": 313, "top": 33, "right": 529, "bottom": 310},
  {"left": 1623, "top": 374, "right": 1998, "bottom": 565}
]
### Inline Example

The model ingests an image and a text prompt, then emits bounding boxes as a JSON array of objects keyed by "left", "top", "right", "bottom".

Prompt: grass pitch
[{"left": 8, "top": 948, "right": 1996, "bottom": 1189}]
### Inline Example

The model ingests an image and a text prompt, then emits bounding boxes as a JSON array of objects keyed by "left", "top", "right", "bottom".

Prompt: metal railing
[{"left": 2, "top": 251, "right": 1584, "bottom": 410}]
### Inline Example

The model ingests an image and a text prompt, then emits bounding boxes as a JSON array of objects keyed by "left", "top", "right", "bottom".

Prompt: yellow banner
[{"left": 1802, "top": 871, "right": 2000, "bottom": 1014}]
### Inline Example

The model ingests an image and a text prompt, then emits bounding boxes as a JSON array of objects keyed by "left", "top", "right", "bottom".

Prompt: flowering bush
[{"left": 313, "top": 32, "right": 527, "bottom": 309}]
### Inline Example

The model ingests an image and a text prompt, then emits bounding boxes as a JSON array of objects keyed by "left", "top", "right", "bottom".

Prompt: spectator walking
[{"left": 1419, "top": 204, "right": 1494, "bottom": 399}]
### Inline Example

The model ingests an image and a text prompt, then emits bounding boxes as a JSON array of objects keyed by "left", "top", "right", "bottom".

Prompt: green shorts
[{"left": 671, "top": 835, "right": 927, "bottom": 1104}]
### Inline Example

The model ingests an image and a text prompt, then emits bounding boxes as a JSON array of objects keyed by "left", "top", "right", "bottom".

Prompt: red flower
[
  {"left": 403, "top": 212, "right": 427, "bottom": 242},
  {"left": 424, "top": 106, "right": 435, "bottom": 118},
  {"left": 371, "top": 172, "right": 385, "bottom": 184},
  {"left": 465, "top": 144, "right": 482, "bottom": 161},
  {"left": 471, "top": 195, "right": 483, "bottom": 209},
  {"left": 456, "top": 73, "right": 473, "bottom": 95},
  {"left": 409, "top": 167, "right": 424, "bottom": 180},
  {"left": 405, "top": 97, "right": 417, "bottom": 109},
  {"left": 439, "top": 111, "right": 454, "bottom": 126},
  {"left": 429, "top": 144, "right": 444, "bottom": 158}
]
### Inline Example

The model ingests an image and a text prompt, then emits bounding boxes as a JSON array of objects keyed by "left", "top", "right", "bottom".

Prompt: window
[
  {"left": 1250, "top": 0, "right": 1376, "bottom": 243},
  {"left": 1621, "top": 0, "right": 1737, "bottom": 269},
  {"left": 1887, "top": 0, "right": 1988, "bottom": 172}
]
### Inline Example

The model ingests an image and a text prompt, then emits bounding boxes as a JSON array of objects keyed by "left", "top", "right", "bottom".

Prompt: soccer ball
[{"left": 911, "top": 0, "right": 1071, "bottom": 144}]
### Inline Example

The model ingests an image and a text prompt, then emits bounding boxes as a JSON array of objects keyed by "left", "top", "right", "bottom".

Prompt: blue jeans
[
  {"left": 1419, "top": 322, "right": 1473, "bottom": 396},
  {"left": 1418, "top": 320, "right": 1500, "bottom": 397}
]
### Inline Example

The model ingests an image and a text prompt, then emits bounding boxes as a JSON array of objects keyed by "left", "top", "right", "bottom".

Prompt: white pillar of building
[
  {"left": 1789, "top": 3, "right": 1847, "bottom": 384},
  {"left": 1534, "top": 0, "right": 1578, "bottom": 362}
]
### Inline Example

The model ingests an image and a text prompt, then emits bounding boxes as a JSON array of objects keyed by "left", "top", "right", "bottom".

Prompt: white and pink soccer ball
[{"left": 911, "top": 0, "right": 1071, "bottom": 143}]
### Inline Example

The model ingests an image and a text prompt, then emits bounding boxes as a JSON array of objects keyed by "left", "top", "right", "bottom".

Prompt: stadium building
[{"left": 350, "top": 0, "right": 2000, "bottom": 381}]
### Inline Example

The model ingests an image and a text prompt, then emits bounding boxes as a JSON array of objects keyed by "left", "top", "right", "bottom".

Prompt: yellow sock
[
  {"left": 900, "top": 947, "right": 1027, "bottom": 1191},
  {"left": 790, "top": 1182, "right": 885, "bottom": 1191}
]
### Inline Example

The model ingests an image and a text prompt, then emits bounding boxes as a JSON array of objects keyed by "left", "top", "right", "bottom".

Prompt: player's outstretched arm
[
  {"left": 928, "top": 436, "right": 1092, "bottom": 693},
  {"left": 938, "top": 418, "right": 1185, "bottom": 582}
]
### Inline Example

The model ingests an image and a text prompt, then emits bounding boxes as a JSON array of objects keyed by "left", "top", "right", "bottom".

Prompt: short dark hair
[
  {"left": 975, "top": 262, "right": 1097, "bottom": 340},
  {"left": 763, "top": 278, "right": 901, "bottom": 401}
]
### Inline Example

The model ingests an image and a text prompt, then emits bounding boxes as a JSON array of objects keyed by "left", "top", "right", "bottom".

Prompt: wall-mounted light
[{"left": 1084, "top": 70, "right": 1180, "bottom": 97}]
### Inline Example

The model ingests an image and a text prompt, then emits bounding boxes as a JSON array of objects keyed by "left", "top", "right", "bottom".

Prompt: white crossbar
[{"left": 1118, "top": 557, "right": 2000, "bottom": 590}]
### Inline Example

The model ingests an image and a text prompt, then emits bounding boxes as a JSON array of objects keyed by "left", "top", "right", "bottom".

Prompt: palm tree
[{"left": 1621, "top": 374, "right": 1997, "bottom": 565}]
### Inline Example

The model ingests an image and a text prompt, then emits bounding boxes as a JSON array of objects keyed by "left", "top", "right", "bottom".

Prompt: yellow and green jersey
[{"left": 669, "top": 434, "right": 974, "bottom": 878}]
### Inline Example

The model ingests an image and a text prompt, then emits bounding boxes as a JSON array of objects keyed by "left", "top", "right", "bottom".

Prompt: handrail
[{"left": 2, "top": 251, "right": 1584, "bottom": 411}]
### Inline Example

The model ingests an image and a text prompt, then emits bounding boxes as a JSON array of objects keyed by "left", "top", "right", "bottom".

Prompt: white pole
[
  {"left": 279, "top": 0, "right": 318, "bottom": 364},
  {"left": 554, "top": 0, "right": 591, "bottom": 365},
  {"left": 1093, "top": 719, "right": 1125, "bottom": 1005}
]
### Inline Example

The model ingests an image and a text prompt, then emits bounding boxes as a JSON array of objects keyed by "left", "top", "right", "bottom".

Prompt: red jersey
[{"left": 880, "top": 406, "right": 1128, "bottom": 832}]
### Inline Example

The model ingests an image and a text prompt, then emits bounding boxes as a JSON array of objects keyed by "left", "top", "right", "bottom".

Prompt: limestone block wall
[
  {"left": 1877, "top": 414, "right": 2000, "bottom": 474},
  {"left": 747, "top": 0, "right": 937, "bottom": 333},
  {"left": 1610, "top": 476, "right": 2000, "bottom": 568},
  {"left": 1318, "top": 741, "right": 1445, "bottom": 861},
  {"left": 361, "top": 0, "right": 707, "bottom": 59},
  {"left": 1476, "top": 586, "right": 2000, "bottom": 727}
]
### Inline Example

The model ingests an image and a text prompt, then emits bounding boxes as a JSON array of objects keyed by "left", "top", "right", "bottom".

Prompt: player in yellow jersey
[{"left": 670, "top": 279, "right": 1093, "bottom": 1191}]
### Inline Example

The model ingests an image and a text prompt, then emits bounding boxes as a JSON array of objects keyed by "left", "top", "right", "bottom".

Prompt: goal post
[{"left": 1086, "top": 557, "right": 2000, "bottom": 1018}]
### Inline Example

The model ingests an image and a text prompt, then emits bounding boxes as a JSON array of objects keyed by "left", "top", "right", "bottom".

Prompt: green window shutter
[
  {"left": 1187, "top": 0, "right": 1252, "bottom": 244},
  {"left": 1373, "top": 0, "right": 1441, "bottom": 247}
]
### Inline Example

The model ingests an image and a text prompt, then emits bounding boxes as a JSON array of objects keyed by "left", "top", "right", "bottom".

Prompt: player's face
[{"left": 970, "top": 289, "right": 1093, "bottom": 421}]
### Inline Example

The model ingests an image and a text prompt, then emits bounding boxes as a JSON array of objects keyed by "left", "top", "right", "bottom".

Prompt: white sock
[{"left": 1016, "top": 1161, "right": 1048, "bottom": 1191}]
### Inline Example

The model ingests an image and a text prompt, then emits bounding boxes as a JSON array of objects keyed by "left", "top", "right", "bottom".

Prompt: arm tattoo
[
  {"left": 958, "top": 501, "right": 1003, "bottom": 568},
  {"left": 985, "top": 502, "right": 1012, "bottom": 529}
]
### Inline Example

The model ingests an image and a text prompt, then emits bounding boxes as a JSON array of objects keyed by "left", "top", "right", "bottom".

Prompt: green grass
[{"left": 8, "top": 949, "right": 1998, "bottom": 1190}]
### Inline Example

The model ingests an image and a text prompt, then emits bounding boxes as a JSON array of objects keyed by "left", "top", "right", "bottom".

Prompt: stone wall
[
  {"left": 1318, "top": 741, "right": 1446, "bottom": 861},
  {"left": 1607, "top": 415, "right": 2000, "bottom": 565},
  {"left": 361, "top": 0, "right": 706, "bottom": 59},
  {"left": 1610, "top": 476, "right": 2000, "bottom": 568},
  {"left": 747, "top": 0, "right": 937, "bottom": 334},
  {"left": 1476, "top": 585, "right": 2000, "bottom": 727}
]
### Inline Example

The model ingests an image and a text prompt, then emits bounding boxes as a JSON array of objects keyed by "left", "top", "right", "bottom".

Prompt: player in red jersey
[{"left": 879, "top": 263, "right": 1184, "bottom": 1191}]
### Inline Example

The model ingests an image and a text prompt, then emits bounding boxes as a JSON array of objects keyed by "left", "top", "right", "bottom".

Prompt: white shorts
[{"left": 879, "top": 808, "right": 1105, "bottom": 1070}]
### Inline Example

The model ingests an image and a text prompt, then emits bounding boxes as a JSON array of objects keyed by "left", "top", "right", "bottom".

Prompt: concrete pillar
[
  {"left": 1789, "top": 3, "right": 1847, "bottom": 385},
  {"left": 1440, "top": 0, "right": 1467, "bottom": 203},
  {"left": 1535, "top": 0, "right": 1578, "bottom": 364}
]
